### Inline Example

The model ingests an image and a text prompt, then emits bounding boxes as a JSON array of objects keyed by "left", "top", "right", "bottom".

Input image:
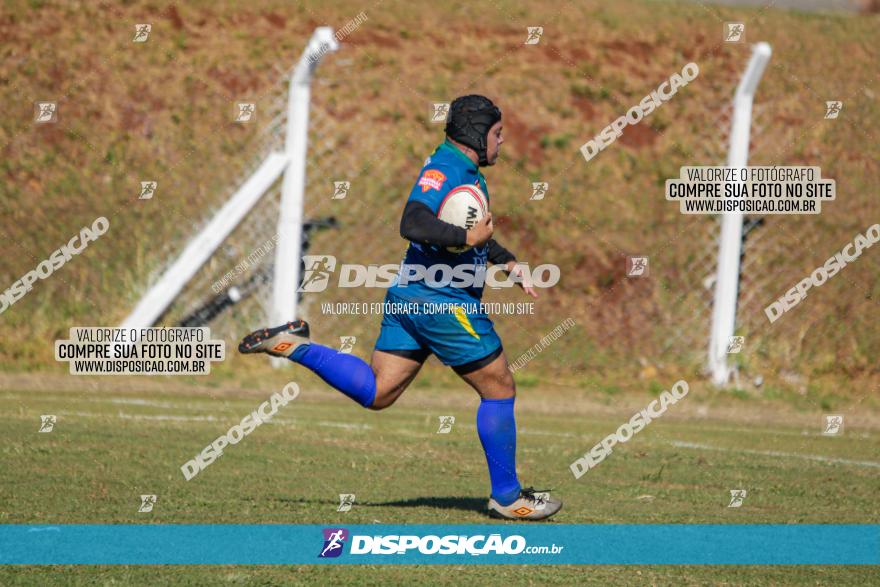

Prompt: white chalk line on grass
[
  {"left": 11, "top": 410, "right": 374, "bottom": 432},
  {"left": 64, "top": 410, "right": 221, "bottom": 422},
  {"left": 2, "top": 396, "right": 373, "bottom": 431},
  {"left": 0, "top": 393, "right": 207, "bottom": 410},
  {"left": 5, "top": 393, "right": 874, "bottom": 439},
  {"left": 670, "top": 440, "right": 880, "bottom": 469},
  {"left": 1, "top": 395, "right": 178, "bottom": 409},
  {"left": 108, "top": 398, "right": 176, "bottom": 408},
  {"left": 9, "top": 404, "right": 879, "bottom": 468}
]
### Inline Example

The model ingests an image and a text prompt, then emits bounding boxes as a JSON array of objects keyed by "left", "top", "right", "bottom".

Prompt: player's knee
[
  {"left": 504, "top": 371, "right": 516, "bottom": 393},
  {"left": 368, "top": 394, "right": 395, "bottom": 411},
  {"left": 368, "top": 382, "right": 404, "bottom": 411},
  {"left": 481, "top": 376, "right": 515, "bottom": 400},
  {"left": 497, "top": 368, "right": 516, "bottom": 396},
  {"left": 501, "top": 379, "right": 517, "bottom": 398}
]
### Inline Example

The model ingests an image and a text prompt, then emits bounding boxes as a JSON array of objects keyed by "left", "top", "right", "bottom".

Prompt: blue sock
[
  {"left": 476, "top": 397, "right": 521, "bottom": 505},
  {"left": 289, "top": 344, "right": 376, "bottom": 408}
]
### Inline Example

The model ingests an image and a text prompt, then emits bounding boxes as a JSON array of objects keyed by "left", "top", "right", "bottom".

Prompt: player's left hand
[{"left": 506, "top": 260, "right": 538, "bottom": 298}]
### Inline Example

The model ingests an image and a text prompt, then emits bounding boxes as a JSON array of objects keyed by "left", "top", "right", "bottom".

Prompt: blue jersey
[{"left": 388, "top": 140, "right": 489, "bottom": 304}]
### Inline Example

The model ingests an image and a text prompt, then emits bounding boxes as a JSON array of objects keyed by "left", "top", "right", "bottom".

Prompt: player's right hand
[{"left": 466, "top": 212, "right": 493, "bottom": 247}]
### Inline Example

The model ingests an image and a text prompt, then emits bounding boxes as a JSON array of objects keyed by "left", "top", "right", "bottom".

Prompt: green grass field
[{"left": 1, "top": 375, "right": 877, "bottom": 584}]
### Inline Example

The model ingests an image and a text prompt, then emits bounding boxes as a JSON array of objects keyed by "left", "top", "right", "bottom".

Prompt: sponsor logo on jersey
[{"left": 418, "top": 169, "right": 447, "bottom": 192}]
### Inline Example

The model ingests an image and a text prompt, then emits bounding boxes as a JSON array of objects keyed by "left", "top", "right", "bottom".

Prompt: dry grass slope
[{"left": 0, "top": 0, "right": 877, "bottom": 396}]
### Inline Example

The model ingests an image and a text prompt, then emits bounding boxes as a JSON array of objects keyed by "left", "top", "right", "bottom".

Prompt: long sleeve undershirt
[{"left": 399, "top": 201, "right": 516, "bottom": 265}]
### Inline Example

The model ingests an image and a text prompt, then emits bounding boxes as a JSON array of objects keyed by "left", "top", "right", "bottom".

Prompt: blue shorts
[{"left": 374, "top": 292, "right": 502, "bottom": 369}]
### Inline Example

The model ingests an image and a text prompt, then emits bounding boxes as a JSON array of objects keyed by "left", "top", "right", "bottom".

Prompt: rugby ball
[{"left": 437, "top": 184, "right": 488, "bottom": 253}]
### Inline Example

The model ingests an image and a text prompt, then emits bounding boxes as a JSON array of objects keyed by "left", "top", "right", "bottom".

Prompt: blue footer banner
[{"left": 1, "top": 525, "right": 877, "bottom": 565}]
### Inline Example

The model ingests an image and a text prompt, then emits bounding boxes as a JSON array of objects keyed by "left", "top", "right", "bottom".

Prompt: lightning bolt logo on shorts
[{"left": 453, "top": 306, "right": 480, "bottom": 340}]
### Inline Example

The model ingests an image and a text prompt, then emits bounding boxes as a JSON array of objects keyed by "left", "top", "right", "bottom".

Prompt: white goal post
[
  {"left": 707, "top": 42, "right": 772, "bottom": 386},
  {"left": 120, "top": 27, "right": 338, "bottom": 333}
]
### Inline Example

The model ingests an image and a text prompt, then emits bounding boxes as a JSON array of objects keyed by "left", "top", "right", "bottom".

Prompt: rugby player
[{"left": 239, "top": 95, "right": 562, "bottom": 520}]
